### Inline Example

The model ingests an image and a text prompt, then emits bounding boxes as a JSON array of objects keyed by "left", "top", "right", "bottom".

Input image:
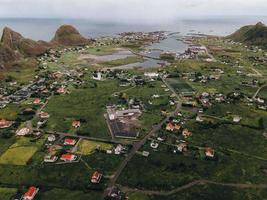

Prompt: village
[{"left": 0, "top": 30, "right": 266, "bottom": 200}]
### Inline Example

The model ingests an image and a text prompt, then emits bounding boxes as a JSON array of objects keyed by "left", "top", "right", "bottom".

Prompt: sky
[{"left": 0, "top": 0, "right": 267, "bottom": 23}]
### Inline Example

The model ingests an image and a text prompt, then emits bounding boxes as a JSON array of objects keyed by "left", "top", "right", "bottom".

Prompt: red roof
[
  {"left": 91, "top": 171, "right": 102, "bottom": 183},
  {"left": 61, "top": 154, "right": 75, "bottom": 160},
  {"left": 64, "top": 138, "right": 76, "bottom": 145},
  {"left": 23, "top": 186, "right": 38, "bottom": 198}
]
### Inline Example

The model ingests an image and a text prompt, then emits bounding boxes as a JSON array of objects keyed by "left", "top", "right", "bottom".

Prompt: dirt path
[
  {"left": 253, "top": 84, "right": 267, "bottom": 99},
  {"left": 119, "top": 180, "right": 267, "bottom": 196}
]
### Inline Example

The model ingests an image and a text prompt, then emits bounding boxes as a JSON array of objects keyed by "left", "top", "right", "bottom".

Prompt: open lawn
[
  {"left": 101, "top": 56, "right": 144, "bottom": 67},
  {"left": 129, "top": 185, "right": 267, "bottom": 200},
  {"left": 0, "top": 187, "right": 17, "bottom": 200},
  {"left": 44, "top": 80, "right": 120, "bottom": 138},
  {"left": 166, "top": 78, "right": 194, "bottom": 94},
  {"left": 0, "top": 137, "right": 46, "bottom": 165},
  {"left": 38, "top": 188, "right": 102, "bottom": 200},
  {"left": 118, "top": 141, "right": 267, "bottom": 191},
  {"left": 77, "top": 139, "right": 113, "bottom": 155}
]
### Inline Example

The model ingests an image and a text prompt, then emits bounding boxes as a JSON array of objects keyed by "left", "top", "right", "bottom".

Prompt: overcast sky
[{"left": 0, "top": 0, "right": 267, "bottom": 23}]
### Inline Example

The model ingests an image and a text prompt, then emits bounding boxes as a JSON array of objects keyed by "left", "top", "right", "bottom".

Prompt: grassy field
[
  {"left": 0, "top": 103, "right": 29, "bottom": 120},
  {"left": 128, "top": 185, "right": 267, "bottom": 200},
  {"left": 0, "top": 137, "right": 45, "bottom": 165},
  {"left": 118, "top": 140, "right": 267, "bottom": 191},
  {"left": 85, "top": 46, "right": 119, "bottom": 56},
  {"left": 101, "top": 56, "right": 144, "bottom": 67},
  {"left": 44, "top": 80, "right": 119, "bottom": 138},
  {"left": 77, "top": 139, "right": 113, "bottom": 155},
  {"left": 166, "top": 78, "right": 194, "bottom": 94},
  {"left": 1, "top": 58, "right": 38, "bottom": 84},
  {"left": 0, "top": 187, "right": 17, "bottom": 200},
  {"left": 38, "top": 188, "right": 102, "bottom": 200}
]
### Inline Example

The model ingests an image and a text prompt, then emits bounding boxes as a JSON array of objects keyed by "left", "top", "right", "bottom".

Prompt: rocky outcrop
[
  {"left": 1, "top": 27, "right": 50, "bottom": 57},
  {"left": 0, "top": 24, "right": 90, "bottom": 68},
  {"left": 51, "top": 25, "right": 89, "bottom": 46}
]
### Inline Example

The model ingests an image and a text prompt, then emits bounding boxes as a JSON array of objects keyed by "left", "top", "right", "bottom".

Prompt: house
[
  {"left": 64, "top": 138, "right": 76, "bottom": 146},
  {"left": 177, "top": 143, "right": 187, "bottom": 152},
  {"left": 44, "top": 155, "right": 58, "bottom": 163},
  {"left": 166, "top": 122, "right": 175, "bottom": 131},
  {"left": 182, "top": 129, "right": 192, "bottom": 138},
  {"left": 233, "top": 116, "right": 241, "bottom": 123},
  {"left": 142, "top": 151, "right": 150, "bottom": 157},
  {"left": 196, "top": 116, "right": 204, "bottom": 122},
  {"left": 174, "top": 124, "right": 181, "bottom": 130},
  {"left": 144, "top": 72, "right": 159, "bottom": 78},
  {"left": 0, "top": 119, "right": 13, "bottom": 129},
  {"left": 47, "top": 134, "right": 56, "bottom": 142},
  {"left": 91, "top": 171, "right": 103, "bottom": 184},
  {"left": 22, "top": 186, "right": 39, "bottom": 200},
  {"left": 57, "top": 86, "right": 66, "bottom": 94},
  {"left": 72, "top": 120, "right": 81, "bottom": 128},
  {"left": 150, "top": 141, "right": 159, "bottom": 149},
  {"left": 114, "top": 144, "right": 127, "bottom": 155},
  {"left": 92, "top": 72, "right": 102, "bottom": 81},
  {"left": 16, "top": 127, "right": 30, "bottom": 136},
  {"left": 33, "top": 98, "right": 41, "bottom": 105},
  {"left": 39, "top": 112, "right": 50, "bottom": 119},
  {"left": 205, "top": 147, "right": 215, "bottom": 158},
  {"left": 60, "top": 154, "right": 77, "bottom": 162}
]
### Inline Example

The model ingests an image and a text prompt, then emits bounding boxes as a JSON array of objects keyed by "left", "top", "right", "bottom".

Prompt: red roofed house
[
  {"left": 72, "top": 120, "right": 81, "bottom": 128},
  {"left": 166, "top": 122, "right": 175, "bottom": 131},
  {"left": 64, "top": 138, "right": 76, "bottom": 145},
  {"left": 39, "top": 112, "right": 50, "bottom": 119},
  {"left": 182, "top": 129, "right": 192, "bottom": 138},
  {"left": 91, "top": 171, "right": 103, "bottom": 184},
  {"left": 33, "top": 98, "right": 41, "bottom": 105},
  {"left": 0, "top": 119, "right": 13, "bottom": 129},
  {"left": 60, "top": 154, "right": 77, "bottom": 162},
  {"left": 174, "top": 124, "right": 181, "bottom": 130},
  {"left": 205, "top": 148, "right": 215, "bottom": 158},
  {"left": 57, "top": 86, "right": 66, "bottom": 94},
  {"left": 22, "top": 186, "right": 39, "bottom": 200}
]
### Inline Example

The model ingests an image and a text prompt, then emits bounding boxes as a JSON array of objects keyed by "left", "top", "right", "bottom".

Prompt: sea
[{"left": 0, "top": 16, "right": 267, "bottom": 41}]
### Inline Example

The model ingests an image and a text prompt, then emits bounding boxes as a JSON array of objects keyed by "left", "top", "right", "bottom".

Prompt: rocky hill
[
  {"left": 228, "top": 22, "right": 267, "bottom": 48},
  {"left": 0, "top": 24, "right": 89, "bottom": 68},
  {"left": 1, "top": 27, "right": 50, "bottom": 57},
  {"left": 51, "top": 25, "right": 89, "bottom": 46}
]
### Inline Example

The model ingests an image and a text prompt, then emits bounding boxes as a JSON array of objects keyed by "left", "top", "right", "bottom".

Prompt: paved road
[
  {"left": 42, "top": 130, "right": 128, "bottom": 145},
  {"left": 104, "top": 77, "right": 182, "bottom": 197}
]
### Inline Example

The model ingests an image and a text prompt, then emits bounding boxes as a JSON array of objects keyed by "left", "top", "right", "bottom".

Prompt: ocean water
[{"left": 0, "top": 16, "right": 267, "bottom": 41}]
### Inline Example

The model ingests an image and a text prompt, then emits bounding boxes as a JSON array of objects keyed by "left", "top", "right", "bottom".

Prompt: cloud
[{"left": 0, "top": 0, "right": 266, "bottom": 23}]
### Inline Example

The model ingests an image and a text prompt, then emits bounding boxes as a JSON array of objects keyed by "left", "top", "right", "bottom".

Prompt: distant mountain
[
  {"left": 0, "top": 24, "right": 90, "bottom": 68},
  {"left": 228, "top": 22, "right": 267, "bottom": 48},
  {"left": 51, "top": 25, "right": 89, "bottom": 46}
]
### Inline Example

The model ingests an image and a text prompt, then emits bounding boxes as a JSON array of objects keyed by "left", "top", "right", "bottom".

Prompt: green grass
[
  {"left": 166, "top": 78, "right": 194, "bottom": 94},
  {"left": 101, "top": 56, "right": 144, "bottom": 67},
  {"left": 44, "top": 80, "right": 119, "bottom": 138},
  {"left": 85, "top": 46, "right": 119, "bottom": 56},
  {"left": 77, "top": 139, "right": 113, "bottom": 155},
  {"left": 38, "top": 188, "right": 102, "bottom": 200},
  {"left": 0, "top": 187, "right": 17, "bottom": 200},
  {"left": 0, "top": 104, "right": 29, "bottom": 120},
  {"left": 129, "top": 185, "right": 267, "bottom": 200},
  {"left": 118, "top": 140, "right": 267, "bottom": 191},
  {"left": 0, "top": 137, "right": 46, "bottom": 165}
]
